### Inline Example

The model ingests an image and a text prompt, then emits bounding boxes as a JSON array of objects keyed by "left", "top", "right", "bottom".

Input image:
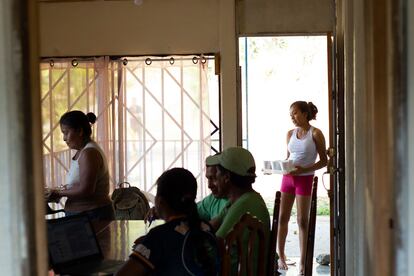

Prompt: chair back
[
  {"left": 45, "top": 202, "right": 64, "bottom": 215},
  {"left": 219, "top": 213, "right": 266, "bottom": 276},
  {"left": 268, "top": 191, "right": 281, "bottom": 276},
  {"left": 304, "top": 176, "right": 318, "bottom": 276}
]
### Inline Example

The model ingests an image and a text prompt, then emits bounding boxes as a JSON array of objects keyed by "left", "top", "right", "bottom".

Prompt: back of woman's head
[
  {"left": 291, "top": 101, "right": 318, "bottom": 121},
  {"left": 157, "top": 168, "right": 218, "bottom": 275},
  {"left": 59, "top": 110, "right": 96, "bottom": 138},
  {"left": 156, "top": 167, "right": 197, "bottom": 215}
]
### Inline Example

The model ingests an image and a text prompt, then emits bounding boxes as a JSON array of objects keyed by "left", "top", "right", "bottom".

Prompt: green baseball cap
[{"left": 205, "top": 147, "right": 256, "bottom": 177}]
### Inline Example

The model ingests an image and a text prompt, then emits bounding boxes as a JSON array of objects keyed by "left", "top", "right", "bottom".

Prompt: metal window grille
[{"left": 40, "top": 55, "right": 220, "bottom": 199}]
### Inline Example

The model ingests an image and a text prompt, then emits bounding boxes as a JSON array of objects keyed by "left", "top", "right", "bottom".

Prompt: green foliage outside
[{"left": 265, "top": 196, "right": 330, "bottom": 216}]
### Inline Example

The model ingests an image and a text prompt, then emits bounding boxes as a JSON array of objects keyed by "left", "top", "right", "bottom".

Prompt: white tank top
[
  {"left": 64, "top": 141, "right": 111, "bottom": 211},
  {"left": 66, "top": 141, "right": 109, "bottom": 187},
  {"left": 287, "top": 127, "right": 317, "bottom": 176},
  {"left": 65, "top": 156, "right": 80, "bottom": 188}
]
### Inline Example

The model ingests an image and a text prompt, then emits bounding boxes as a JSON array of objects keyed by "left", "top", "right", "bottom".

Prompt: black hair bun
[
  {"left": 307, "top": 102, "right": 318, "bottom": 120},
  {"left": 86, "top": 112, "right": 97, "bottom": 124}
]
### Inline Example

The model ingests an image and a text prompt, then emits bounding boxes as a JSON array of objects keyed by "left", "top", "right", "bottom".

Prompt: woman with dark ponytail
[
  {"left": 47, "top": 110, "right": 114, "bottom": 220},
  {"left": 116, "top": 168, "right": 219, "bottom": 276},
  {"left": 277, "top": 101, "right": 327, "bottom": 274}
]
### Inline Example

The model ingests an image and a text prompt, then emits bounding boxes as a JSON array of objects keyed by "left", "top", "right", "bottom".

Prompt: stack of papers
[{"left": 263, "top": 160, "right": 295, "bottom": 175}]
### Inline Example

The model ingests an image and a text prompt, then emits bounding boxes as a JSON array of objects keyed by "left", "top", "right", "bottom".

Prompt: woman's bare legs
[
  {"left": 296, "top": 195, "right": 312, "bottom": 274},
  {"left": 277, "top": 192, "right": 296, "bottom": 270}
]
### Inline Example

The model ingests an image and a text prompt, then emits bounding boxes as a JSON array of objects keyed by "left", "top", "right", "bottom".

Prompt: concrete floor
[
  {"left": 277, "top": 259, "right": 330, "bottom": 276},
  {"left": 277, "top": 216, "right": 331, "bottom": 275},
  {"left": 283, "top": 216, "right": 330, "bottom": 257}
]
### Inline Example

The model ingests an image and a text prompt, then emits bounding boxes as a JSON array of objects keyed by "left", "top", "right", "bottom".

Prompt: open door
[
  {"left": 328, "top": 30, "right": 346, "bottom": 276},
  {"left": 239, "top": 35, "right": 332, "bottom": 274}
]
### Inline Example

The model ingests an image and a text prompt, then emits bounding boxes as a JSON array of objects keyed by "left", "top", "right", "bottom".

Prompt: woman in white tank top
[
  {"left": 47, "top": 110, "right": 114, "bottom": 220},
  {"left": 277, "top": 101, "right": 327, "bottom": 274}
]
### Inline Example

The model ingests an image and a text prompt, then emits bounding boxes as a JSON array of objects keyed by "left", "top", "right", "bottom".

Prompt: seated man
[
  {"left": 197, "top": 163, "right": 228, "bottom": 221},
  {"left": 207, "top": 147, "right": 270, "bottom": 274}
]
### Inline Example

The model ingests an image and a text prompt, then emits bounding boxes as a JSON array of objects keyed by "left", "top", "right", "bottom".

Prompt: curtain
[
  {"left": 114, "top": 56, "right": 212, "bottom": 198},
  {"left": 40, "top": 58, "right": 113, "bottom": 188}
]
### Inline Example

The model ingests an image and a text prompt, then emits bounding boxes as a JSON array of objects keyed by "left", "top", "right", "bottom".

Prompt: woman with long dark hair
[{"left": 116, "top": 168, "right": 219, "bottom": 276}]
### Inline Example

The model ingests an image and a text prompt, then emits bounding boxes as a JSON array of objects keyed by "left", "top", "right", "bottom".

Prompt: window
[{"left": 40, "top": 55, "right": 220, "bottom": 198}]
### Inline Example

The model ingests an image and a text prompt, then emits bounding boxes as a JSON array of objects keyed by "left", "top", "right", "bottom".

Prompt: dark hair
[
  {"left": 59, "top": 110, "right": 96, "bottom": 138},
  {"left": 156, "top": 168, "right": 217, "bottom": 275},
  {"left": 156, "top": 168, "right": 199, "bottom": 229},
  {"left": 216, "top": 165, "right": 256, "bottom": 188},
  {"left": 291, "top": 101, "right": 318, "bottom": 121}
]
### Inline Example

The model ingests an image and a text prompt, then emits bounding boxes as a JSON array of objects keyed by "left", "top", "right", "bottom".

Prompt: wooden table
[
  {"left": 48, "top": 220, "right": 163, "bottom": 276},
  {"left": 93, "top": 220, "right": 163, "bottom": 261}
]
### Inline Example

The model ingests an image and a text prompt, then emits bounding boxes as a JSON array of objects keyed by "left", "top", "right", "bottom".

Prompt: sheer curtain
[
  {"left": 114, "top": 56, "right": 212, "bottom": 198},
  {"left": 41, "top": 55, "right": 213, "bottom": 199},
  {"left": 40, "top": 57, "right": 114, "bottom": 189}
]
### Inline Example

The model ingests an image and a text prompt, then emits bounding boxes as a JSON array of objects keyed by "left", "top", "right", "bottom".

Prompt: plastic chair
[
  {"left": 304, "top": 176, "right": 318, "bottom": 276},
  {"left": 268, "top": 191, "right": 281, "bottom": 276},
  {"left": 218, "top": 213, "right": 266, "bottom": 276}
]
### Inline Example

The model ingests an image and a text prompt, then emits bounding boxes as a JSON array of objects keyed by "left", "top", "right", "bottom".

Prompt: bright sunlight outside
[
  {"left": 240, "top": 35, "right": 330, "bottom": 207},
  {"left": 239, "top": 37, "right": 331, "bottom": 264}
]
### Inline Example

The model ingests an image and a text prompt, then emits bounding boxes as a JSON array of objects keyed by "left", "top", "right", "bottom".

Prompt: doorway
[{"left": 239, "top": 35, "right": 331, "bottom": 273}]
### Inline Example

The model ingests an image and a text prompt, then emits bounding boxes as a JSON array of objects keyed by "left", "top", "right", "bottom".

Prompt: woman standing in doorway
[{"left": 277, "top": 101, "right": 327, "bottom": 274}]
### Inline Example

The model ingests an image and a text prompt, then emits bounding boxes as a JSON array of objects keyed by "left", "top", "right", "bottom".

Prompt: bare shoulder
[
  {"left": 311, "top": 127, "right": 326, "bottom": 147},
  {"left": 82, "top": 147, "right": 101, "bottom": 155},
  {"left": 79, "top": 147, "right": 103, "bottom": 163},
  {"left": 287, "top": 129, "right": 294, "bottom": 138},
  {"left": 311, "top": 127, "right": 324, "bottom": 138}
]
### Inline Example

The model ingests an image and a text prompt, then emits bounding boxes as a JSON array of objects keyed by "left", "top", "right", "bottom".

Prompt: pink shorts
[{"left": 280, "top": 174, "right": 314, "bottom": 196}]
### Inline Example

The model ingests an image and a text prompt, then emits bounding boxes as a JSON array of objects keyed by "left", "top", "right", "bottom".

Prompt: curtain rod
[
  {"left": 41, "top": 53, "right": 216, "bottom": 59},
  {"left": 39, "top": 0, "right": 132, "bottom": 3},
  {"left": 42, "top": 55, "right": 215, "bottom": 67},
  {"left": 42, "top": 54, "right": 215, "bottom": 62},
  {"left": 123, "top": 56, "right": 214, "bottom": 66}
]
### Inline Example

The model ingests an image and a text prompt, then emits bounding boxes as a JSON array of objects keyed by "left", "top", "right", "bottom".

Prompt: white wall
[
  {"left": 39, "top": 0, "right": 220, "bottom": 56},
  {"left": 408, "top": 0, "right": 414, "bottom": 274},
  {"left": 237, "top": 0, "right": 334, "bottom": 35},
  {"left": 342, "top": 0, "right": 405, "bottom": 275},
  {"left": 0, "top": 1, "right": 18, "bottom": 268},
  {"left": 39, "top": 0, "right": 335, "bottom": 56},
  {"left": 0, "top": 0, "right": 47, "bottom": 275}
]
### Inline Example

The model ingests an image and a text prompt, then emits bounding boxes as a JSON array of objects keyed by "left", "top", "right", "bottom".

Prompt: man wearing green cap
[
  {"left": 207, "top": 147, "right": 270, "bottom": 274},
  {"left": 197, "top": 161, "right": 228, "bottom": 221}
]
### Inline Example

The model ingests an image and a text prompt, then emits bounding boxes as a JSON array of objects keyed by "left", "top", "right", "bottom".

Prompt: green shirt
[
  {"left": 216, "top": 191, "right": 270, "bottom": 275},
  {"left": 197, "top": 194, "right": 228, "bottom": 221}
]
